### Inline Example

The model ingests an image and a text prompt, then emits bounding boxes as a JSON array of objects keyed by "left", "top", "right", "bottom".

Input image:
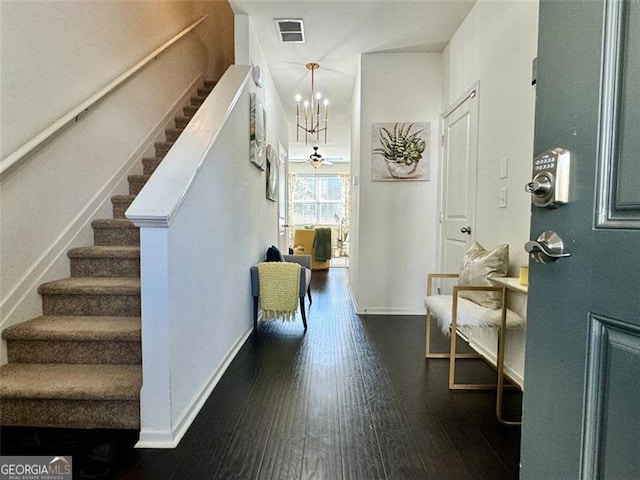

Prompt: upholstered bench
[
  {"left": 424, "top": 242, "right": 525, "bottom": 425},
  {"left": 250, "top": 254, "right": 312, "bottom": 330}
]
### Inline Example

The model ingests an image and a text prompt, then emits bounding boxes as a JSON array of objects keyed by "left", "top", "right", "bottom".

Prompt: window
[{"left": 292, "top": 175, "right": 344, "bottom": 226}]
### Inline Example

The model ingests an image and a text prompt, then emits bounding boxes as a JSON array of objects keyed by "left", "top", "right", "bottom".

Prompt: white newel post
[{"left": 136, "top": 225, "right": 174, "bottom": 447}]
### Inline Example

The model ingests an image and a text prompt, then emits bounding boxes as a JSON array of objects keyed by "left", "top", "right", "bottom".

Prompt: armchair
[{"left": 292, "top": 229, "right": 331, "bottom": 271}]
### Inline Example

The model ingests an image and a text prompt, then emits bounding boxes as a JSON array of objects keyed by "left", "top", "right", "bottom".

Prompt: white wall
[
  {"left": 193, "top": 1, "right": 235, "bottom": 81},
  {"left": 348, "top": 64, "right": 362, "bottom": 304},
  {"left": 442, "top": 0, "right": 539, "bottom": 384},
  {"left": 351, "top": 53, "right": 442, "bottom": 314},
  {"left": 443, "top": 0, "right": 539, "bottom": 273},
  {"left": 0, "top": 2, "right": 228, "bottom": 360}
]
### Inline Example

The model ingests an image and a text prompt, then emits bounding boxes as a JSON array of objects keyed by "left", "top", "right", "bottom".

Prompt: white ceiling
[{"left": 230, "top": 0, "right": 476, "bottom": 163}]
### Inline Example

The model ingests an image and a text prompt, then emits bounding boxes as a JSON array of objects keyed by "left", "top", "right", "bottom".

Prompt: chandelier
[{"left": 296, "top": 63, "right": 328, "bottom": 144}]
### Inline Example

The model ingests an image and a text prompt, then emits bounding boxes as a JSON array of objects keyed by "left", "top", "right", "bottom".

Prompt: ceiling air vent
[{"left": 275, "top": 19, "right": 305, "bottom": 43}]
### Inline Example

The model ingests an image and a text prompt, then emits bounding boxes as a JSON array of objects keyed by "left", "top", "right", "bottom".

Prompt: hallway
[
  {"left": 1, "top": 268, "right": 521, "bottom": 479},
  {"left": 120, "top": 268, "right": 521, "bottom": 479}
]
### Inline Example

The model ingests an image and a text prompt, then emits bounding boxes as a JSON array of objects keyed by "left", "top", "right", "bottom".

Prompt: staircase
[{"left": 0, "top": 81, "right": 216, "bottom": 430}]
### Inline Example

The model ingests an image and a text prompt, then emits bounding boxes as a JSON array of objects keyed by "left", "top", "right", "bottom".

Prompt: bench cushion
[{"left": 426, "top": 295, "right": 524, "bottom": 334}]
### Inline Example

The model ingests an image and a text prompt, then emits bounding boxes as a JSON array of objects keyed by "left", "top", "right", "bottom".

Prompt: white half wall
[
  {"left": 129, "top": 64, "right": 289, "bottom": 447},
  {"left": 352, "top": 53, "right": 442, "bottom": 315}
]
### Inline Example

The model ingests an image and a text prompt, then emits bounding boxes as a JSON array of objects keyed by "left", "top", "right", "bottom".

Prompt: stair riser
[
  {"left": 183, "top": 105, "right": 198, "bottom": 118},
  {"left": 142, "top": 158, "right": 162, "bottom": 175},
  {"left": 154, "top": 142, "right": 173, "bottom": 157},
  {"left": 175, "top": 116, "right": 190, "bottom": 129},
  {"left": 42, "top": 295, "right": 140, "bottom": 317},
  {"left": 112, "top": 201, "right": 132, "bottom": 219},
  {"left": 165, "top": 128, "right": 184, "bottom": 142},
  {"left": 7, "top": 340, "right": 141, "bottom": 365},
  {"left": 0, "top": 399, "right": 139, "bottom": 429},
  {"left": 197, "top": 88, "right": 211, "bottom": 97},
  {"left": 128, "top": 178, "right": 147, "bottom": 196},
  {"left": 190, "top": 96, "right": 205, "bottom": 107},
  {"left": 70, "top": 258, "right": 140, "bottom": 278},
  {"left": 93, "top": 227, "right": 139, "bottom": 246}
]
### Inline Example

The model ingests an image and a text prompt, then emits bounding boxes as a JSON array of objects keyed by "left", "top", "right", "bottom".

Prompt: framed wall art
[
  {"left": 249, "top": 92, "right": 266, "bottom": 170},
  {"left": 371, "top": 122, "right": 430, "bottom": 181},
  {"left": 266, "top": 145, "right": 278, "bottom": 202}
]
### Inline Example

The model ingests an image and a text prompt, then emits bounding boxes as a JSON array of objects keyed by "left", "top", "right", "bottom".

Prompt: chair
[
  {"left": 250, "top": 255, "right": 312, "bottom": 330},
  {"left": 292, "top": 229, "right": 330, "bottom": 271}
]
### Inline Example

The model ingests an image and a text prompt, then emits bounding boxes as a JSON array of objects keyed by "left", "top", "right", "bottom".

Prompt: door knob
[
  {"left": 461, "top": 226, "right": 472, "bottom": 234},
  {"left": 525, "top": 175, "right": 552, "bottom": 196},
  {"left": 525, "top": 231, "right": 571, "bottom": 263}
]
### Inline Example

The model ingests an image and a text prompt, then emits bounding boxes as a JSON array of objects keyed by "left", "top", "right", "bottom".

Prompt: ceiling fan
[{"left": 308, "top": 146, "right": 333, "bottom": 169}]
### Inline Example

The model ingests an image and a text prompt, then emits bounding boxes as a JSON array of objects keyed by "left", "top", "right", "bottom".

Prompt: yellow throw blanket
[{"left": 258, "top": 262, "right": 301, "bottom": 322}]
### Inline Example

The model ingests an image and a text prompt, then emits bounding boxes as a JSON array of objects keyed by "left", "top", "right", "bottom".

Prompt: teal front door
[{"left": 520, "top": 1, "right": 640, "bottom": 479}]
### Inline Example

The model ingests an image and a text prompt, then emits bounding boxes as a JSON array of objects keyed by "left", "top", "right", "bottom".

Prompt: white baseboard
[
  {"left": 0, "top": 74, "right": 203, "bottom": 337},
  {"left": 347, "top": 281, "right": 425, "bottom": 316},
  {"left": 136, "top": 326, "right": 253, "bottom": 449},
  {"left": 354, "top": 306, "right": 426, "bottom": 316}
]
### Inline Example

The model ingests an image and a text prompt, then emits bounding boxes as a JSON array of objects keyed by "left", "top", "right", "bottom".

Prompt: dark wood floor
[{"left": 1, "top": 268, "right": 522, "bottom": 479}]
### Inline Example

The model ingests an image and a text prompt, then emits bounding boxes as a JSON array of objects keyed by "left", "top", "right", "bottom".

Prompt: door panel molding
[
  {"left": 581, "top": 313, "right": 640, "bottom": 479},
  {"left": 596, "top": 0, "right": 640, "bottom": 228}
]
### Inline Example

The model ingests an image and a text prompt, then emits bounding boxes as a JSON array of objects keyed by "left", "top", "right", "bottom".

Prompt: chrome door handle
[
  {"left": 460, "top": 226, "right": 472, "bottom": 234},
  {"left": 525, "top": 231, "right": 571, "bottom": 263}
]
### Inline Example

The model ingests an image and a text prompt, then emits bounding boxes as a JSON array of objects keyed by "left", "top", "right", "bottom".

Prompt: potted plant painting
[{"left": 372, "top": 122, "right": 427, "bottom": 179}]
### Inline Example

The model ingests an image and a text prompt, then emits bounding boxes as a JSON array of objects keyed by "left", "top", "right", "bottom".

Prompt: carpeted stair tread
[
  {"left": 0, "top": 364, "right": 141, "bottom": 400},
  {"left": 111, "top": 195, "right": 136, "bottom": 205},
  {"left": 142, "top": 157, "right": 162, "bottom": 175},
  {"left": 2, "top": 316, "right": 140, "bottom": 342},
  {"left": 190, "top": 95, "right": 206, "bottom": 107},
  {"left": 92, "top": 218, "right": 136, "bottom": 229},
  {"left": 165, "top": 127, "right": 184, "bottom": 142},
  {"left": 128, "top": 174, "right": 151, "bottom": 182},
  {"left": 154, "top": 141, "right": 174, "bottom": 157},
  {"left": 110, "top": 196, "right": 137, "bottom": 219},
  {"left": 127, "top": 174, "right": 150, "bottom": 195},
  {"left": 68, "top": 246, "right": 139, "bottom": 259},
  {"left": 183, "top": 105, "right": 198, "bottom": 117},
  {"left": 175, "top": 116, "right": 191, "bottom": 129},
  {"left": 38, "top": 277, "right": 140, "bottom": 296}
]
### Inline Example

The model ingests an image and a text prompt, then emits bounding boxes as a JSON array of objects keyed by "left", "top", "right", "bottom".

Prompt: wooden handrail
[{"left": 0, "top": 15, "right": 208, "bottom": 175}]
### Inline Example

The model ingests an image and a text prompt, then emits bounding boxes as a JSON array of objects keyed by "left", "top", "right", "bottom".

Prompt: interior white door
[{"left": 439, "top": 86, "right": 479, "bottom": 274}]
